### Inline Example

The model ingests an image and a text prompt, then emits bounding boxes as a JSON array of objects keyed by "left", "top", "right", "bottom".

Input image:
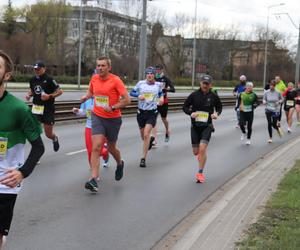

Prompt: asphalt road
[{"left": 5, "top": 107, "right": 300, "bottom": 250}]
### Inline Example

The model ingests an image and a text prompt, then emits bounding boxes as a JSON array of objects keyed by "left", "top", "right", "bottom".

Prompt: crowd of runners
[{"left": 1, "top": 50, "right": 300, "bottom": 249}]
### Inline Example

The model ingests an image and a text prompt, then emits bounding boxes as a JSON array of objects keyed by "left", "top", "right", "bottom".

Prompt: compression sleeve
[
  {"left": 130, "top": 89, "right": 139, "bottom": 98},
  {"left": 183, "top": 94, "right": 193, "bottom": 115},
  {"left": 215, "top": 94, "right": 223, "bottom": 116},
  {"left": 166, "top": 77, "right": 175, "bottom": 93},
  {"left": 18, "top": 136, "right": 45, "bottom": 178}
]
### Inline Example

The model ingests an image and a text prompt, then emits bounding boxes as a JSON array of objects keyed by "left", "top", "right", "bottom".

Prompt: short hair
[
  {"left": 97, "top": 56, "right": 111, "bottom": 67},
  {"left": 0, "top": 50, "right": 14, "bottom": 73}
]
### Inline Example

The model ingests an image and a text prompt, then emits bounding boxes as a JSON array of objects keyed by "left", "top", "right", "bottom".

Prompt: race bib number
[
  {"left": 195, "top": 111, "right": 209, "bottom": 123},
  {"left": 86, "top": 109, "right": 91, "bottom": 118},
  {"left": 243, "top": 105, "right": 252, "bottom": 112},
  {"left": 95, "top": 96, "right": 109, "bottom": 107},
  {"left": 144, "top": 93, "right": 155, "bottom": 102},
  {"left": 0, "top": 137, "right": 8, "bottom": 161},
  {"left": 286, "top": 100, "right": 294, "bottom": 106},
  {"left": 32, "top": 105, "right": 44, "bottom": 115}
]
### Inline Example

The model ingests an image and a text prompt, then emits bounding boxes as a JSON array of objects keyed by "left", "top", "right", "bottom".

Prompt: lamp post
[
  {"left": 191, "top": 0, "right": 197, "bottom": 90},
  {"left": 263, "top": 3, "right": 285, "bottom": 88},
  {"left": 274, "top": 12, "right": 300, "bottom": 83},
  {"left": 138, "top": 0, "right": 148, "bottom": 80},
  {"left": 77, "top": 0, "right": 83, "bottom": 89}
]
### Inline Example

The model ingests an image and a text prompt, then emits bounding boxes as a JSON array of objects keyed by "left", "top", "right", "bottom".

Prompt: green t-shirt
[
  {"left": 239, "top": 92, "right": 258, "bottom": 112},
  {"left": 0, "top": 91, "right": 42, "bottom": 194}
]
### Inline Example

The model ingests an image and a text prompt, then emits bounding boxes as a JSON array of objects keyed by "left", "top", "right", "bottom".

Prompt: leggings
[
  {"left": 265, "top": 111, "right": 279, "bottom": 138},
  {"left": 85, "top": 127, "right": 108, "bottom": 164},
  {"left": 240, "top": 111, "right": 254, "bottom": 139}
]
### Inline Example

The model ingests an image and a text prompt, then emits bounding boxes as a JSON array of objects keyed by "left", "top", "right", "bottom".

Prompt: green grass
[{"left": 236, "top": 161, "right": 300, "bottom": 250}]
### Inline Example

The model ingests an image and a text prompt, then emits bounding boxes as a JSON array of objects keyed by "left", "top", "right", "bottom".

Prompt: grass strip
[{"left": 236, "top": 160, "right": 300, "bottom": 249}]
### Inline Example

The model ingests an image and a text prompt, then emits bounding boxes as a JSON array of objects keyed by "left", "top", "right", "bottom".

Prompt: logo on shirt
[{"left": 34, "top": 85, "right": 43, "bottom": 95}]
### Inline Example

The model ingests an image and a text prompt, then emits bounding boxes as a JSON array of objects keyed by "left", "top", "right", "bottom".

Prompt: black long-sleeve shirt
[{"left": 183, "top": 88, "right": 222, "bottom": 126}]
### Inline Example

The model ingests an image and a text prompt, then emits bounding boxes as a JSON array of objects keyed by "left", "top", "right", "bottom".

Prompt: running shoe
[
  {"left": 196, "top": 172, "right": 205, "bottom": 183},
  {"left": 139, "top": 158, "right": 146, "bottom": 168},
  {"left": 245, "top": 140, "right": 251, "bottom": 145},
  {"left": 268, "top": 138, "right": 273, "bottom": 143},
  {"left": 102, "top": 155, "right": 109, "bottom": 168},
  {"left": 165, "top": 133, "right": 170, "bottom": 142},
  {"left": 115, "top": 160, "right": 124, "bottom": 181},
  {"left": 287, "top": 127, "right": 291, "bottom": 133},
  {"left": 85, "top": 178, "right": 98, "bottom": 192},
  {"left": 277, "top": 128, "right": 284, "bottom": 137},
  {"left": 148, "top": 136, "right": 155, "bottom": 150},
  {"left": 240, "top": 133, "right": 246, "bottom": 141},
  {"left": 53, "top": 136, "right": 60, "bottom": 152},
  {"left": 152, "top": 140, "right": 158, "bottom": 148}
]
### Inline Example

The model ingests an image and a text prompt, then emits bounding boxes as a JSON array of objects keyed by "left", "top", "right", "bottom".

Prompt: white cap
[
  {"left": 239, "top": 75, "right": 246, "bottom": 81},
  {"left": 246, "top": 81, "right": 253, "bottom": 88}
]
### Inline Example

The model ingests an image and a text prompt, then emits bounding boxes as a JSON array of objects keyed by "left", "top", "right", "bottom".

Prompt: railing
[{"left": 28, "top": 96, "right": 261, "bottom": 122}]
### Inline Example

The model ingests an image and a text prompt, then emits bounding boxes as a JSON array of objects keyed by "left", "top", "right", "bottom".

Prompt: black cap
[
  {"left": 33, "top": 61, "right": 45, "bottom": 69},
  {"left": 200, "top": 74, "right": 212, "bottom": 84},
  {"left": 155, "top": 64, "right": 163, "bottom": 70}
]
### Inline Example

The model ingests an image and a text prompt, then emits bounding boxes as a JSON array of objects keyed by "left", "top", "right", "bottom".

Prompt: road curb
[{"left": 152, "top": 136, "right": 300, "bottom": 250}]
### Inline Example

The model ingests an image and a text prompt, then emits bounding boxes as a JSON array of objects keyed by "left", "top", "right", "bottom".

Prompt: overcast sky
[{"left": 6, "top": 0, "right": 300, "bottom": 51}]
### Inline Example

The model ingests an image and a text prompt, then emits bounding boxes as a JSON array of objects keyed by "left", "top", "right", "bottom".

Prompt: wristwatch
[{"left": 111, "top": 105, "right": 116, "bottom": 111}]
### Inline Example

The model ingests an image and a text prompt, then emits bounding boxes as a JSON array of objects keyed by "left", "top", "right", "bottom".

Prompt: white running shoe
[
  {"left": 287, "top": 127, "right": 291, "bottom": 133},
  {"left": 268, "top": 138, "right": 272, "bottom": 143},
  {"left": 240, "top": 133, "right": 246, "bottom": 141},
  {"left": 246, "top": 140, "right": 251, "bottom": 145}
]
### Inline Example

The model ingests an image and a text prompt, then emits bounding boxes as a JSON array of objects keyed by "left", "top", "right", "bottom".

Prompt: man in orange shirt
[{"left": 81, "top": 57, "right": 131, "bottom": 192}]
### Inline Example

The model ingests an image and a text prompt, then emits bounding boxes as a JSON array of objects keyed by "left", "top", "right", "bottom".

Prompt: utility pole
[
  {"left": 138, "top": 0, "right": 147, "bottom": 80},
  {"left": 77, "top": 0, "right": 83, "bottom": 89},
  {"left": 191, "top": 0, "right": 197, "bottom": 90},
  {"left": 295, "top": 21, "right": 300, "bottom": 83}
]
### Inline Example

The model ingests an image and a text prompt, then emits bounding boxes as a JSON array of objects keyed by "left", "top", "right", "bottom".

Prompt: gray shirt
[{"left": 263, "top": 89, "right": 283, "bottom": 112}]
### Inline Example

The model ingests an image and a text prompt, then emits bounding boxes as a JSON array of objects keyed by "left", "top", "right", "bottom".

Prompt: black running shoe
[
  {"left": 139, "top": 158, "right": 146, "bottom": 168},
  {"left": 53, "top": 137, "right": 60, "bottom": 152},
  {"left": 85, "top": 178, "right": 98, "bottom": 192},
  {"left": 115, "top": 160, "right": 124, "bottom": 181},
  {"left": 165, "top": 133, "right": 169, "bottom": 142},
  {"left": 148, "top": 136, "right": 155, "bottom": 150}
]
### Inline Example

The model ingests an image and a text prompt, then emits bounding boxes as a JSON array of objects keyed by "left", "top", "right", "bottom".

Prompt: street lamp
[
  {"left": 138, "top": 0, "right": 148, "bottom": 80},
  {"left": 263, "top": 3, "right": 285, "bottom": 88},
  {"left": 77, "top": 0, "right": 83, "bottom": 89},
  {"left": 191, "top": 0, "right": 197, "bottom": 90}
]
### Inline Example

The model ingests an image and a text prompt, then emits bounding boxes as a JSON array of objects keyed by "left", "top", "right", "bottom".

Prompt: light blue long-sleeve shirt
[{"left": 76, "top": 98, "right": 94, "bottom": 128}]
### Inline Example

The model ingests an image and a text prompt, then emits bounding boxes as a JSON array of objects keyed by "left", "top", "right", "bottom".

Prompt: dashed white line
[{"left": 66, "top": 149, "right": 87, "bottom": 156}]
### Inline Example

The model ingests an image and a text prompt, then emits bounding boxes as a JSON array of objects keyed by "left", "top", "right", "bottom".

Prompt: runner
[
  {"left": 73, "top": 97, "right": 109, "bottom": 169},
  {"left": 237, "top": 82, "right": 260, "bottom": 145},
  {"left": 0, "top": 51, "right": 44, "bottom": 249},
  {"left": 295, "top": 81, "right": 300, "bottom": 125},
  {"left": 183, "top": 74, "right": 222, "bottom": 183},
  {"left": 130, "top": 67, "right": 164, "bottom": 168},
  {"left": 263, "top": 80, "right": 284, "bottom": 143},
  {"left": 80, "top": 56, "right": 130, "bottom": 192},
  {"left": 274, "top": 75, "right": 286, "bottom": 122},
  {"left": 152, "top": 64, "right": 175, "bottom": 145},
  {"left": 233, "top": 75, "right": 246, "bottom": 128},
  {"left": 282, "top": 82, "right": 296, "bottom": 133},
  {"left": 26, "top": 61, "right": 63, "bottom": 152}
]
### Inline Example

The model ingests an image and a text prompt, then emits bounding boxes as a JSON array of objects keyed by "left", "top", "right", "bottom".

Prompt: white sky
[{"left": 5, "top": 0, "right": 300, "bottom": 51}]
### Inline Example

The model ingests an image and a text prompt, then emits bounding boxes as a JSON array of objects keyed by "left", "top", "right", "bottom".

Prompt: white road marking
[{"left": 66, "top": 149, "right": 87, "bottom": 155}]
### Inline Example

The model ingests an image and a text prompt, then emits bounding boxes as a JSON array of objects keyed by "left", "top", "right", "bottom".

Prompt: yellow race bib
[
  {"left": 0, "top": 137, "right": 8, "bottom": 160},
  {"left": 143, "top": 93, "right": 155, "bottom": 102},
  {"left": 32, "top": 105, "right": 45, "bottom": 115},
  {"left": 95, "top": 96, "right": 109, "bottom": 107},
  {"left": 195, "top": 111, "right": 209, "bottom": 123}
]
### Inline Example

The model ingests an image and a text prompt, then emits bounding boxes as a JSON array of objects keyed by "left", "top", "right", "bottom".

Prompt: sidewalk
[{"left": 153, "top": 136, "right": 300, "bottom": 250}]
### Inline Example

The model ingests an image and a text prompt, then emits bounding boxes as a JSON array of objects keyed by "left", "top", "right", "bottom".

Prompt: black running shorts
[
  {"left": 35, "top": 110, "right": 55, "bottom": 125},
  {"left": 137, "top": 109, "right": 158, "bottom": 129},
  {"left": 191, "top": 125, "right": 213, "bottom": 147},
  {"left": 157, "top": 103, "right": 168, "bottom": 118},
  {"left": 0, "top": 194, "right": 17, "bottom": 236}
]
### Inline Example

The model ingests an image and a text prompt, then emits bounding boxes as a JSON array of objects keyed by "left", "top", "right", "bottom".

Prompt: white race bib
[
  {"left": 286, "top": 100, "right": 294, "bottom": 106},
  {"left": 95, "top": 96, "right": 109, "bottom": 107},
  {"left": 0, "top": 137, "right": 8, "bottom": 161},
  {"left": 243, "top": 105, "right": 252, "bottom": 112},
  {"left": 32, "top": 105, "right": 45, "bottom": 115},
  {"left": 195, "top": 111, "right": 209, "bottom": 123}
]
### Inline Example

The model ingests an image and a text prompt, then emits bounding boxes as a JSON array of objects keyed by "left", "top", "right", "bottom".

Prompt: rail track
[{"left": 27, "top": 96, "right": 262, "bottom": 122}]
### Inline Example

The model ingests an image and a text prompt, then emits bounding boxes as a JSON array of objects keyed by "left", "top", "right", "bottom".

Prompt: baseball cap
[
  {"left": 200, "top": 74, "right": 212, "bottom": 84},
  {"left": 33, "top": 61, "right": 45, "bottom": 69},
  {"left": 145, "top": 66, "right": 156, "bottom": 75},
  {"left": 155, "top": 64, "right": 163, "bottom": 70}
]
